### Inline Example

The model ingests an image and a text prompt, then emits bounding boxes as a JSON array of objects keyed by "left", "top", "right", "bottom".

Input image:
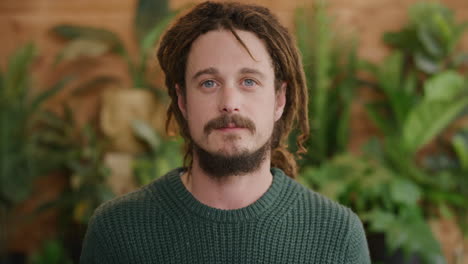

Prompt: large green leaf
[
  {"left": 377, "top": 52, "right": 403, "bottom": 94},
  {"left": 452, "top": 130, "right": 468, "bottom": 170},
  {"left": 28, "top": 77, "right": 72, "bottom": 116},
  {"left": 52, "top": 25, "right": 125, "bottom": 55},
  {"left": 54, "top": 39, "right": 110, "bottom": 64},
  {"left": 140, "top": 12, "right": 177, "bottom": 60},
  {"left": 70, "top": 76, "right": 120, "bottom": 96},
  {"left": 310, "top": 1, "right": 332, "bottom": 160},
  {"left": 376, "top": 52, "right": 419, "bottom": 129},
  {"left": 403, "top": 97, "right": 468, "bottom": 153},
  {"left": 424, "top": 70, "right": 465, "bottom": 101},
  {"left": 415, "top": 50, "right": 441, "bottom": 74},
  {"left": 137, "top": 11, "right": 178, "bottom": 88},
  {"left": 3, "top": 43, "right": 36, "bottom": 101},
  {"left": 134, "top": 0, "right": 169, "bottom": 45},
  {"left": 383, "top": 28, "right": 419, "bottom": 52},
  {"left": 131, "top": 120, "right": 160, "bottom": 152},
  {"left": 389, "top": 178, "right": 421, "bottom": 206},
  {"left": 418, "top": 24, "right": 443, "bottom": 58}
]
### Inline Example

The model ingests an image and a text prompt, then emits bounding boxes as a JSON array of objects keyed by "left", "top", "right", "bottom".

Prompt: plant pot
[
  {"left": 368, "top": 233, "right": 423, "bottom": 264},
  {"left": 100, "top": 88, "right": 166, "bottom": 154},
  {"left": 1, "top": 252, "right": 26, "bottom": 264},
  {"left": 103, "top": 152, "right": 137, "bottom": 196}
]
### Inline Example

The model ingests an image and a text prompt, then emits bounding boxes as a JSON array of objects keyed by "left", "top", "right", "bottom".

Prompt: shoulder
[
  {"left": 276, "top": 168, "right": 365, "bottom": 237},
  {"left": 280, "top": 172, "right": 370, "bottom": 262},
  {"left": 297, "top": 180, "right": 355, "bottom": 220},
  {"left": 276, "top": 168, "right": 356, "bottom": 221},
  {"left": 89, "top": 168, "right": 183, "bottom": 227}
]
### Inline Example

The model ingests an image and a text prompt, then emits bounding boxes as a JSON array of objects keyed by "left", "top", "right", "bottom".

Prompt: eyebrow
[
  {"left": 239, "top": 67, "right": 265, "bottom": 79},
  {"left": 191, "top": 67, "right": 266, "bottom": 81},
  {"left": 192, "top": 67, "right": 219, "bottom": 81}
]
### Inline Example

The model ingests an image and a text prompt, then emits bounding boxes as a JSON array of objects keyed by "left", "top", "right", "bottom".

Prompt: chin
[{"left": 215, "top": 146, "right": 248, "bottom": 157}]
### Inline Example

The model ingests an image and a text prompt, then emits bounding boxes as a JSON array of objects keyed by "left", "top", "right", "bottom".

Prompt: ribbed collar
[{"left": 162, "top": 167, "right": 289, "bottom": 223}]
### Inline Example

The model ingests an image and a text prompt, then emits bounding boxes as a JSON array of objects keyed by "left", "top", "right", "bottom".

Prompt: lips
[
  {"left": 223, "top": 122, "right": 241, "bottom": 129},
  {"left": 217, "top": 123, "right": 244, "bottom": 131}
]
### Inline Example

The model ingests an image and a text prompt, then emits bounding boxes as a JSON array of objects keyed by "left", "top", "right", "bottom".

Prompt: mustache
[{"left": 204, "top": 114, "right": 256, "bottom": 135}]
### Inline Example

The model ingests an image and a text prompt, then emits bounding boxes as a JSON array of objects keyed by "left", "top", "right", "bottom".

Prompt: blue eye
[
  {"left": 243, "top": 79, "right": 257, "bottom": 87},
  {"left": 202, "top": 80, "right": 216, "bottom": 88}
]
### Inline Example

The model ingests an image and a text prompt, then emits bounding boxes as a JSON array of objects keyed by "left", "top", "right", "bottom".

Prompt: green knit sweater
[{"left": 81, "top": 168, "right": 370, "bottom": 263}]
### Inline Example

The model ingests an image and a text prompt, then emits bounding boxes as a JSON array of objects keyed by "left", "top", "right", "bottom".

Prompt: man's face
[{"left": 178, "top": 29, "right": 286, "bottom": 167}]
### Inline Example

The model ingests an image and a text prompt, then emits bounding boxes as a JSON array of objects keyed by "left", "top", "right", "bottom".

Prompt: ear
[
  {"left": 274, "top": 82, "right": 286, "bottom": 122},
  {"left": 176, "top": 84, "right": 187, "bottom": 119}
]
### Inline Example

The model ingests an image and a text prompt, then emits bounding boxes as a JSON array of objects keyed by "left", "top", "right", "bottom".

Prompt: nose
[{"left": 218, "top": 85, "right": 240, "bottom": 114}]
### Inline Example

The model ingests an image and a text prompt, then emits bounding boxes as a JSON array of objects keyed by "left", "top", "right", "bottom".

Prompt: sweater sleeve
[
  {"left": 345, "top": 211, "right": 371, "bottom": 264},
  {"left": 80, "top": 210, "right": 113, "bottom": 264}
]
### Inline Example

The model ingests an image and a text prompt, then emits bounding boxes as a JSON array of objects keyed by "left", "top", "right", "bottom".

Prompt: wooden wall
[
  {"left": 1, "top": 0, "right": 467, "bottom": 125},
  {"left": 2, "top": 0, "right": 467, "bottom": 62}
]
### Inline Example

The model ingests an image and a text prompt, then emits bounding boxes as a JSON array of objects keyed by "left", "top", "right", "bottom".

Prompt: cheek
[
  {"left": 250, "top": 98, "right": 277, "bottom": 133},
  {"left": 185, "top": 97, "right": 214, "bottom": 136}
]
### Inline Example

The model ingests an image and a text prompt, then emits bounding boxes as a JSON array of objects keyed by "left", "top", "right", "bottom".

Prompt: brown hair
[{"left": 157, "top": 1, "right": 309, "bottom": 178}]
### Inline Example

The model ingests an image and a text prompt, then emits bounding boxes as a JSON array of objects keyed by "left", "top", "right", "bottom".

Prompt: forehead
[{"left": 186, "top": 29, "right": 274, "bottom": 78}]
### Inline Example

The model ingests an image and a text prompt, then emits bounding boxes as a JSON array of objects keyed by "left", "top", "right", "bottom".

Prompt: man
[{"left": 80, "top": 2, "right": 370, "bottom": 263}]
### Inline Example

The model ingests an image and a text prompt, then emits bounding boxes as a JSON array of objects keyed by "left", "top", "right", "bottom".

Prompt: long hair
[{"left": 157, "top": 1, "right": 309, "bottom": 178}]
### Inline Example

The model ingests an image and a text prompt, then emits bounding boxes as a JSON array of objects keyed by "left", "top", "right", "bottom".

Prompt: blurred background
[{"left": 0, "top": 0, "right": 467, "bottom": 263}]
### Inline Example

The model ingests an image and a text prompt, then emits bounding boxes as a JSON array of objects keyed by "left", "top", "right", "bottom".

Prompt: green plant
[
  {"left": 29, "top": 239, "right": 72, "bottom": 264},
  {"left": 364, "top": 46, "right": 468, "bottom": 211},
  {"left": 0, "top": 43, "right": 67, "bottom": 209},
  {"left": 353, "top": 2, "right": 468, "bottom": 262},
  {"left": 131, "top": 120, "right": 183, "bottom": 185},
  {"left": 294, "top": 1, "right": 359, "bottom": 166},
  {"left": 31, "top": 105, "right": 113, "bottom": 262},
  {"left": 51, "top": 0, "right": 176, "bottom": 95},
  {"left": 35, "top": 105, "right": 113, "bottom": 225},
  {"left": 358, "top": 51, "right": 467, "bottom": 264},
  {"left": 297, "top": 1, "right": 467, "bottom": 263},
  {"left": 384, "top": 1, "right": 468, "bottom": 74},
  {"left": 424, "top": 128, "right": 468, "bottom": 235}
]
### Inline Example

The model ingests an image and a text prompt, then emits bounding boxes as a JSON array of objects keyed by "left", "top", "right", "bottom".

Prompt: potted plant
[
  {"left": 51, "top": 0, "right": 177, "bottom": 153},
  {"left": 0, "top": 43, "right": 68, "bottom": 263},
  {"left": 359, "top": 2, "right": 468, "bottom": 262}
]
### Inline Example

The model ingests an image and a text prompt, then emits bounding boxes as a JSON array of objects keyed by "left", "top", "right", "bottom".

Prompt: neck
[{"left": 181, "top": 154, "right": 273, "bottom": 210}]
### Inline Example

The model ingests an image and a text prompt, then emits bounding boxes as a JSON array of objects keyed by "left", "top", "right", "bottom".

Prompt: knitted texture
[{"left": 80, "top": 168, "right": 370, "bottom": 263}]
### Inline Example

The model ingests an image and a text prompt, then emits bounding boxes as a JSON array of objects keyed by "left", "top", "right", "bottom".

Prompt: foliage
[
  {"left": 366, "top": 54, "right": 468, "bottom": 158},
  {"left": 48, "top": 0, "right": 182, "bottom": 191},
  {"left": 383, "top": 2, "right": 468, "bottom": 74},
  {"left": 364, "top": 15, "right": 468, "bottom": 228},
  {"left": 0, "top": 43, "right": 67, "bottom": 209},
  {"left": 423, "top": 129, "right": 468, "bottom": 235},
  {"left": 30, "top": 105, "right": 113, "bottom": 263},
  {"left": 51, "top": 0, "right": 176, "bottom": 95},
  {"left": 29, "top": 239, "right": 72, "bottom": 264},
  {"left": 35, "top": 105, "right": 113, "bottom": 225},
  {"left": 134, "top": 0, "right": 170, "bottom": 44},
  {"left": 132, "top": 120, "right": 183, "bottom": 185},
  {"left": 294, "top": 1, "right": 359, "bottom": 165},
  {"left": 356, "top": 1, "right": 468, "bottom": 262},
  {"left": 298, "top": 1, "right": 467, "bottom": 263}
]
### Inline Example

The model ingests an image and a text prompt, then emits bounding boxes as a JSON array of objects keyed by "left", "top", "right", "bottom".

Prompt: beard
[{"left": 193, "top": 136, "right": 272, "bottom": 180}]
